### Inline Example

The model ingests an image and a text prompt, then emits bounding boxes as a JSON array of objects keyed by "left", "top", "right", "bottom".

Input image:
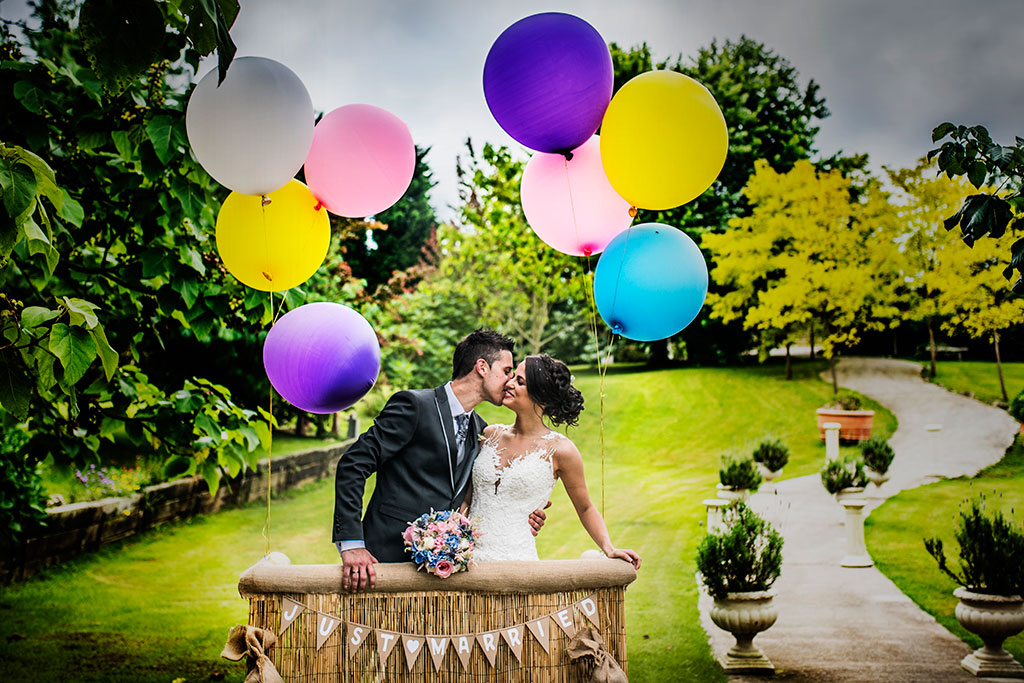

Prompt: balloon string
[
  {"left": 563, "top": 158, "right": 586, "bottom": 257},
  {"left": 263, "top": 289, "right": 274, "bottom": 557},
  {"left": 581, "top": 256, "right": 606, "bottom": 518}
]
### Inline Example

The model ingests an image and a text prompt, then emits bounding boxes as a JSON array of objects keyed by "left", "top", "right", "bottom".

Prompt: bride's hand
[{"left": 606, "top": 547, "right": 641, "bottom": 570}]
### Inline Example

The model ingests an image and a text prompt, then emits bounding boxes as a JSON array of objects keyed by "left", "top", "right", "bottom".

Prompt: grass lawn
[
  {"left": 867, "top": 435, "right": 1024, "bottom": 663},
  {"left": 0, "top": 359, "right": 895, "bottom": 683},
  {"left": 930, "top": 360, "right": 1024, "bottom": 405}
]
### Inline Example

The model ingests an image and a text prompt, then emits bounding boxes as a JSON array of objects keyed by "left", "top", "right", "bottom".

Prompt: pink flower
[
  {"left": 402, "top": 525, "right": 415, "bottom": 545},
  {"left": 433, "top": 560, "right": 454, "bottom": 578}
]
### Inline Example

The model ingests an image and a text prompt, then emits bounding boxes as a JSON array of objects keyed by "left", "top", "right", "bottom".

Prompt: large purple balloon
[
  {"left": 263, "top": 302, "right": 380, "bottom": 414},
  {"left": 483, "top": 13, "right": 613, "bottom": 154}
]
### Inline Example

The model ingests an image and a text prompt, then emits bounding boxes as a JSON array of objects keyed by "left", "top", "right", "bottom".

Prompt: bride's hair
[{"left": 524, "top": 354, "right": 584, "bottom": 427}]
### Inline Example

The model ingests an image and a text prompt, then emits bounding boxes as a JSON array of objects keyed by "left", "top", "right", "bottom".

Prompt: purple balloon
[
  {"left": 483, "top": 13, "right": 613, "bottom": 154},
  {"left": 263, "top": 302, "right": 380, "bottom": 414}
]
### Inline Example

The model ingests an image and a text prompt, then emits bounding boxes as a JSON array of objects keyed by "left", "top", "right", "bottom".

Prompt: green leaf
[
  {"left": 89, "top": 325, "right": 118, "bottom": 381},
  {"left": 3, "top": 163, "right": 37, "bottom": 218},
  {"left": 162, "top": 455, "right": 195, "bottom": 480},
  {"left": 199, "top": 459, "right": 220, "bottom": 497},
  {"left": 179, "top": 276, "right": 200, "bottom": 309},
  {"left": 931, "top": 122, "right": 955, "bottom": 142},
  {"left": 62, "top": 297, "right": 100, "bottom": 329},
  {"left": 15, "top": 147, "right": 61, "bottom": 209},
  {"left": 60, "top": 190, "right": 84, "bottom": 227},
  {"left": 79, "top": 0, "right": 165, "bottom": 95},
  {"left": 99, "top": 417, "right": 124, "bottom": 442},
  {"left": 145, "top": 115, "right": 177, "bottom": 165},
  {"left": 48, "top": 323, "right": 98, "bottom": 386},
  {"left": 967, "top": 161, "right": 987, "bottom": 189},
  {"left": 237, "top": 424, "right": 260, "bottom": 451},
  {"left": 12, "top": 80, "right": 43, "bottom": 114},
  {"left": 111, "top": 131, "right": 133, "bottom": 160},
  {"left": 220, "top": 442, "right": 246, "bottom": 478},
  {"left": 195, "top": 412, "right": 220, "bottom": 440},
  {"left": 22, "top": 306, "right": 59, "bottom": 328},
  {"left": 140, "top": 247, "right": 170, "bottom": 278},
  {"left": 0, "top": 347, "right": 32, "bottom": 420},
  {"left": 180, "top": 245, "right": 206, "bottom": 275},
  {"left": 0, "top": 207, "right": 20, "bottom": 259}
]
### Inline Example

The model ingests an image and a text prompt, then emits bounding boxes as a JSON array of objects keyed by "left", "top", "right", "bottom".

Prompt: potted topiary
[
  {"left": 860, "top": 436, "right": 895, "bottom": 487},
  {"left": 752, "top": 439, "right": 790, "bottom": 483},
  {"left": 924, "top": 496, "right": 1024, "bottom": 677},
  {"left": 1010, "top": 388, "right": 1024, "bottom": 436},
  {"left": 820, "top": 455, "right": 869, "bottom": 503},
  {"left": 816, "top": 391, "right": 874, "bottom": 443},
  {"left": 696, "top": 501, "right": 784, "bottom": 673},
  {"left": 717, "top": 455, "right": 763, "bottom": 502}
]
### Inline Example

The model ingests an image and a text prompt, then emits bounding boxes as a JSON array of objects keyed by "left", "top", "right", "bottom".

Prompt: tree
[
  {"left": 704, "top": 160, "right": 902, "bottom": 390},
  {"left": 445, "top": 141, "right": 590, "bottom": 355},
  {"left": 0, "top": 1, "right": 267, "bottom": 511},
  {"left": 934, "top": 230, "right": 1024, "bottom": 402},
  {"left": 929, "top": 123, "right": 1024, "bottom": 294},
  {"left": 608, "top": 38, "right": 831, "bottom": 363},
  {"left": 339, "top": 145, "right": 438, "bottom": 292},
  {"left": 886, "top": 159, "right": 973, "bottom": 378}
]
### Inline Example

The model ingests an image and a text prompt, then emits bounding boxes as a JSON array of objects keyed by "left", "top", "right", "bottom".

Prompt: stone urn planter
[
  {"left": 834, "top": 486, "right": 865, "bottom": 504},
  {"left": 716, "top": 483, "right": 751, "bottom": 503},
  {"left": 953, "top": 587, "right": 1024, "bottom": 677},
  {"left": 865, "top": 467, "right": 890, "bottom": 487},
  {"left": 756, "top": 462, "right": 783, "bottom": 483},
  {"left": 709, "top": 590, "right": 779, "bottom": 673}
]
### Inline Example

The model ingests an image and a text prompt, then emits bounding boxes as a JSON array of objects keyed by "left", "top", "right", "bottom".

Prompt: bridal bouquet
[{"left": 403, "top": 509, "right": 480, "bottom": 578}]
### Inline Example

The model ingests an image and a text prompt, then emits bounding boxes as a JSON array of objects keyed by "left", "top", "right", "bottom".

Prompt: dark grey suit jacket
[{"left": 332, "top": 386, "right": 485, "bottom": 562}]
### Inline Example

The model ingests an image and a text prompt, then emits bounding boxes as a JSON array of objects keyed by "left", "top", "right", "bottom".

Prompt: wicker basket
[{"left": 238, "top": 559, "right": 636, "bottom": 682}]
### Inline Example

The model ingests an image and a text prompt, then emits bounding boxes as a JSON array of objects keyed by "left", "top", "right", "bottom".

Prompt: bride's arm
[{"left": 554, "top": 441, "right": 641, "bottom": 570}]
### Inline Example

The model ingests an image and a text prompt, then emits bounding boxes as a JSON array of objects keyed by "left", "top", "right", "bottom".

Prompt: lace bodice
[{"left": 469, "top": 425, "right": 561, "bottom": 562}]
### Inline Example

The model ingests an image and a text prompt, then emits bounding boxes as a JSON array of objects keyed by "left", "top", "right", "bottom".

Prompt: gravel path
[{"left": 698, "top": 357, "right": 1020, "bottom": 682}]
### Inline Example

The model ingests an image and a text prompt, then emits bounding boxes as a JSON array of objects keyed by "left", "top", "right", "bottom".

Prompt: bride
[{"left": 462, "top": 354, "right": 641, "bottom": 569}]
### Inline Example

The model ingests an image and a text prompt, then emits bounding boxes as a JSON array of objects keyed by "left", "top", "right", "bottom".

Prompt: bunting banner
[{"left": 277, "top": 593, "right": 600, "bottom": 668}]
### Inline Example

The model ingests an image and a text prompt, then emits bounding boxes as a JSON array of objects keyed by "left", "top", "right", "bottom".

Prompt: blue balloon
[{"left": 593, "top": 224, "right": 708, "bottom": 341}]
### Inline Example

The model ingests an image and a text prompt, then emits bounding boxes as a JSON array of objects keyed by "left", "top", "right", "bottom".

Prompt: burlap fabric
[
  {"left": 222, "top": 624, "right": 284, "bottom": 683},
  {"left": 566, "top": 627, "right": 628, "bottom": 683},
  {"left": 238, "top": 558, "right": 637, "bottom": 596}
]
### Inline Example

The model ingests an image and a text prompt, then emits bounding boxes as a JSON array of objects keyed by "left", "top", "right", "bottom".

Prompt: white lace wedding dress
[{"left": 469, "top": 425, "right": 561, "bottom": 562}]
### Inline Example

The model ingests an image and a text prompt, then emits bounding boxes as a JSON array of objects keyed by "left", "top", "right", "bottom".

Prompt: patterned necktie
[{"left": 455, "top": 413, "right": 470, "bottom": 451}]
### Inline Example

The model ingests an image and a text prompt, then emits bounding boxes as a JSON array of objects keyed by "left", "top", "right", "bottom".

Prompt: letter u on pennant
[{"left": 315, "top": 613, "right": 342, "bottom": 651}]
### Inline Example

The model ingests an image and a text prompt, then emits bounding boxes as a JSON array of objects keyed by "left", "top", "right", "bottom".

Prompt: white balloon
[{"left": 186, "top": 57, "right": 314, "bottom": 196}]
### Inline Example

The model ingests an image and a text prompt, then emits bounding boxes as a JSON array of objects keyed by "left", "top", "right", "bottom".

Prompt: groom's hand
[
  {"left": 529, "top": 500, "right": 552, "bottom": 536},
  {"left": 341, "top": 548, "right": 378, "bottom": 592}
]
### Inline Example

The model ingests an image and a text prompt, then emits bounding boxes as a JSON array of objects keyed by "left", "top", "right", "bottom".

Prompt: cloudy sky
[{"left": 4, "top": 1, "right": 1023, "bottom": 221}]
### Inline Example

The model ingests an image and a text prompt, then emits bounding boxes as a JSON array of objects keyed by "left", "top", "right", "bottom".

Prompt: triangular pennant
[
  {"left": 553, "top": 607, "right": 576, "bottom": 638},
  {"left": 426, "top": 636, "right": 449, "bottom": 671},
  {"left": 453, "top": 634, "right": 474, "bottom": 671},
  {"left": 526, "top": 617, "right": 550, "bottom": 653},
  {"left": 345, "top": 622, "right": 371, "bottom": 660},
  {"left": 501, "top": 625, "right": 525, "bottom": 662},
  {"left": 576, "top": 594, "right": 601, "bottom": 628},
  {"left": 315, "top": 612, "right": 342, "bottom": 651},
  {"left": 376, "top": 629, "right": 400, "bottom": 662},
  {"left": 279, "top": 597, "right": 305, "bottom": 635},
  {"left": 477, "top": 631, "right": 500, "bottom": 667},
  {"left": 402, "top": 634, "right": 425, "bottom": 672}
]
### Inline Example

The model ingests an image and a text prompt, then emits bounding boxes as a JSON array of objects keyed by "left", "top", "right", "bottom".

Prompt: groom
[{"left": 333, "top": 329, "right": 543, "bottom": 591}]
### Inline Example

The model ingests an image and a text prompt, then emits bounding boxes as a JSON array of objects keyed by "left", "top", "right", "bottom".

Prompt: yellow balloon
[
  {"left": 215, "top": 179, "right": 330, "bottom": 292},
  {"left": 600, "top": 71, "right": 728, "bottom": 210}
]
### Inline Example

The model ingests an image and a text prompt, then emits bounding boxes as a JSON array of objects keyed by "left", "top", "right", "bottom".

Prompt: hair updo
[{"left": 524, "top": 354, "right": 585, "bottom": 427}]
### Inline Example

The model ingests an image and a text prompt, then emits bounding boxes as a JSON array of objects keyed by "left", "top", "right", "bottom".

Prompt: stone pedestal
[
  {"left": 840, "top": 499, "right": 872, "bottom": 567},
  {"left": 703, "top": 499, "right": 729, "bottom": 534},
  {"left": 824, "top": 422, "right": 841, "bottom": 462}
]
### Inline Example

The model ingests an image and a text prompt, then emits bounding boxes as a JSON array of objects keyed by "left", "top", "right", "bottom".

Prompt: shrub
[
  {"left": 860, "top": 436, "right": 895, "bottom": 474},
  {"left": 1010, "top": 389, "right": 1024, "bottom": 423},
  {"left": 696, "top": 502, "right": 784, "bottom": 600},
  {"left": 924, "top": 495, "right": 1024, "bottom": 596},
  {"left": 0, "top": 427, "right": 48, "bottom": 547},
  {"left": 752, "top": 439, "right": 789, "bottom": 472},
  {"left": 820, "top": 456, "right": 869, "bottom": 494},
  {"left": 824, "top": 392, "right": 863, "bottom": 410},
  {"left": 719, "top": 455, "right": 763, "bottom": 491}
]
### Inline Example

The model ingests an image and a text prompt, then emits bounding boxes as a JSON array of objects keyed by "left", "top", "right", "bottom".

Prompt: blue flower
[{"left": 413, "top": 551, "right": 428, "bottom": 565}]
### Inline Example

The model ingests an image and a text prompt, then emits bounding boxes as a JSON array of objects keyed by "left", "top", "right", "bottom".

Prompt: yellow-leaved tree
[
  {"left": 934, "top": 231, "right": 1024, "bottom": 401},
  {"left": 704, "top": 160, "right": 902, "bottom": 388}
]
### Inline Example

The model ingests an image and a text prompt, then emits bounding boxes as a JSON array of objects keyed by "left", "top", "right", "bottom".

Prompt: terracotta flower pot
[
  {"left": 954, "top": 587, "right": 1024, "bottom": 677},
  {"left": 709, "top": 590, "right": 778, "bottom": 673},
  {"left": 816, "top": 408, "right": 874, "bottom": 442}
]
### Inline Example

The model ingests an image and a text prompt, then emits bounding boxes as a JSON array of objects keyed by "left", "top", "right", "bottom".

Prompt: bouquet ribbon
[
  {"left": 221, "top": 624, "right": 285, "bottom": 683},
  {"left": 566, "top": 627, "right": 628, "bottom": 683}
]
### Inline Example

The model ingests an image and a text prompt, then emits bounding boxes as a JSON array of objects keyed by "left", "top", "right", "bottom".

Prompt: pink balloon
[
  {"left": 304, "top": 104, "right": 415, "bottom": 217},
  {"left": 520, "top": 136, "right": 633, "bottom": 256}
]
